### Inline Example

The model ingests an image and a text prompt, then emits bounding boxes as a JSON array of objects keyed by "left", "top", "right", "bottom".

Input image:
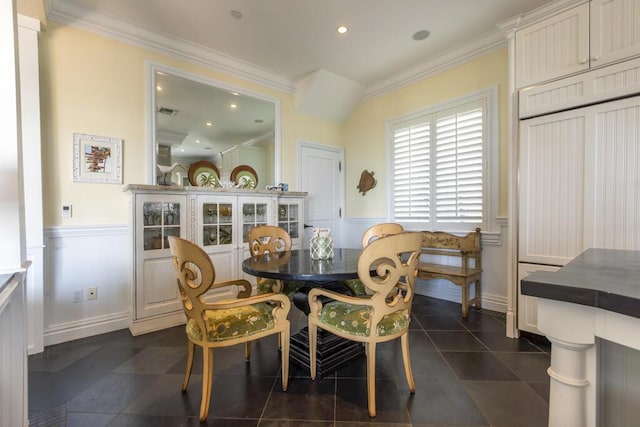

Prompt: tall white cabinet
[
  {"left": 501, "top": 0, "right": 640, "bottom": 336},
  {"left": 126, "top": 185, "right": 306, "bottom": 335}
]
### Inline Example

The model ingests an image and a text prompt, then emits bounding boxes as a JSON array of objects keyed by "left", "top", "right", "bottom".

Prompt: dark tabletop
[
  {"left": 521, "top": 248, "right": 640, "bottom": 318},
  {"left": 242, "top": 248, "right": 363, "bottom": 282}
]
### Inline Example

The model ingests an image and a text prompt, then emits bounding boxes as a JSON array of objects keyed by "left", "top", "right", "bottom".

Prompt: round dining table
[
  {"left": 241, "top": 247, "right": 363, "bottom": 283},
  {"left": 242, "top": 248, "right": 366, "bottom": 377}
]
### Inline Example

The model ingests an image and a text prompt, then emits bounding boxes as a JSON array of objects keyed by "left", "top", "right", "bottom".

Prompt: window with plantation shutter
[{"left": 389, "top": 92, "right": 492, "bottom": 232}]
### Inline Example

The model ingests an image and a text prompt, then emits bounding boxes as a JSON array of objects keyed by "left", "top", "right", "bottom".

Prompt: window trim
[{"left": 386, "top": 86, "right": 498, "bottom": 234}]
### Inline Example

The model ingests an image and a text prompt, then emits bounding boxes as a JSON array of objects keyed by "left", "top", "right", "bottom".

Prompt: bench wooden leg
[
  {"left": 475, "top": 279, "right": 481, "bottom": 310},
  {"left": 461, "top": 284, "right": 469, "bottom": 318}
]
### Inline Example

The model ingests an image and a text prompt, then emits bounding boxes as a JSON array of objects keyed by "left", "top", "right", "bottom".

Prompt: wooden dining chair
[
  {"left": 307, "top": 232, "right": 423, "bottom": 417},
  {"left": 168, "top": 236, "right": 291, "bottom": 422},
  {"left": 342, "top": 222, "right": 405, "bottom": 296},
  {"left": 248, "top": 225, "right": 304, "bottom": 299}
]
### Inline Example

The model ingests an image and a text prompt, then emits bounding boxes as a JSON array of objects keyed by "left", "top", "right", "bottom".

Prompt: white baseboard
[
  {"left": 130, "top": 311, "right": 187, "bottom": 336},
  {"left": 44, "top": 311, "right": 130, "bottom": 346},
  {"left": 415, "top": 279, "right": 507, "bottom": 314}
]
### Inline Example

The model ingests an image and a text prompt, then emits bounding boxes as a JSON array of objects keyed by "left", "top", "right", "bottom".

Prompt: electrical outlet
[
  {"left": 73, "top": 289, "right": 83, "bottom": 302},
  {"left": 87, "top": 287, "right": 98, "bottom": 300}
]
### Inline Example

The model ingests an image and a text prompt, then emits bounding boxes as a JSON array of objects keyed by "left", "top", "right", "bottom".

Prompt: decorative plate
[
  {"left": 188, "top": 161, "right": 220, "bottom": 187},
  {"left": 231, "top": 165, "right": 258, "bottom": 189}
]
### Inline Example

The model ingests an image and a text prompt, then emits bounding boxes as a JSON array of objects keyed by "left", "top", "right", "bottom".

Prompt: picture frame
[{"left": 73, "top": 133, "right": 123, "bottom": 184}]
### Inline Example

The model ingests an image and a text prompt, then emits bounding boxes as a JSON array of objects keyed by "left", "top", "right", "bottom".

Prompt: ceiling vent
[{"left": 158, "top": 107, "right": 178, "bottom": 116}]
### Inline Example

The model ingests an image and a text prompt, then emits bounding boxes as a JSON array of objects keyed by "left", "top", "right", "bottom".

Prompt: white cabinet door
[
  {"left": 517, "top": 263, "right": 560, "bottom": 335},
  {"left": 196, "top": 195, "right": 237, "bottom": 254},
  {"left": 515, "top": 3, "right": 590, "bottom": 89},
  {"left": 238, "top": 196, "right": 276, "bottom": 250},
  {"left": 590, "top": 0, "right": 640, "bottom": 67},
  {"left": 584, "top": 95, "right": 640, "bottom": 250},
  {"left": 519, "top": 108, "right": 588, "bottom": 266},
  {"left": 135, "top": 194, "right": 187, "bottom": 319},
  {"left": 278, "top": 197, "right": 305, "bottom": 249}
]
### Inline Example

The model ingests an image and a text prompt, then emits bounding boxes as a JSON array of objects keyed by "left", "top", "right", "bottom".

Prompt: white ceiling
[
  {"left": 45, "top": 0, "right": 555, "bottom": 160},
  {"left": 46, "top": 0, "right": 553, "bottom": 91}
]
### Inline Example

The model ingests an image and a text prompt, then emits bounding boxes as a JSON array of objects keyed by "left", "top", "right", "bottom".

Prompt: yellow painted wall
[
  {"left": 39, "top": 21, "right": 341, "bottom": 226},
  {"left": 17, "top": 0, "right": 45, "bottom": 25},
  {"left": 342, "top": 49, "right": 509, "bottom": 218}
]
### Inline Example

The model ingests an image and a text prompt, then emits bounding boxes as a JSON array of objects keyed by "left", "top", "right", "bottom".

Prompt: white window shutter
[
  {"left": 392, "top": 123, "right": 430, "bottom": 223},
  {"left": 435, "top": 108, "right": 483, "bottom": 224},
  {"left": 390, "top": 96, "right": 487, "bottom": 231}
]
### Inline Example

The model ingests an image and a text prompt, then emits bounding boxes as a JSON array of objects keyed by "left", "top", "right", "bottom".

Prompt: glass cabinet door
[
  {"left": 239, "top": 197, "right": 274, "bottom": 245},
  {"left": 138, "top": 195, "right": 186, "bottom": 253},
  {"left": 198, "top": 196, "right": 236, "bottom": 251},
  {"left": 278, "top": 202, "right": 300, "bottom": 239}
]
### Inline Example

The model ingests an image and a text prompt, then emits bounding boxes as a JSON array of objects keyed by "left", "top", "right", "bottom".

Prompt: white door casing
[{"left": 297, "top": 142, "right": 344, "bottom": 248}]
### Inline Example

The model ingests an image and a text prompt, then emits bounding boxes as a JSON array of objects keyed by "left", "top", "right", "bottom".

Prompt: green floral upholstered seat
[
  {"left": 186, "top": 302, "right": 276, "bottom": 342},
  {"left": 318, "top": 301, "right": 409, "bottom": 337}
]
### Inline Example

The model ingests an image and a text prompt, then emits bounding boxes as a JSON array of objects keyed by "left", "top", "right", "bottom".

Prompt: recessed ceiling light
[
  {"left": 229, "top": 104, "right": 237, "bottom": 109},
  {"left": 180, "top": 148, "right": 185, "bottom": 152},
  {"left": 337, "top": 25, "right": 348, "bottom": 34},
  {"left": 232, "top": 92, "right": 239, "bottom": 96},
  {"left": 230, "top": 10, "right": 242, "bottom": 19},
  {"left": 206, "top": 122, "right": 213, "bottom": 127},
  {"left": 195, "top": 139, "right": 201, "bottom": 144},
  {"left": 412, "top": 30, "right": 430, "bottom": 41},
  {"left": 156, "top": 85, "right": 162, "bottom": 91}
]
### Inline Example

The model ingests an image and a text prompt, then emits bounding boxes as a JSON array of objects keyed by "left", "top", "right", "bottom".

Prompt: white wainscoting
[
  {"left": 0, "top": 272, "right": 28, "bottom": 427},
  {"left": 342, "top": 218, "right": 509, "bottom": 313},
  {"left": 44, "top": 225, "right": 130, "bottom": 346}
]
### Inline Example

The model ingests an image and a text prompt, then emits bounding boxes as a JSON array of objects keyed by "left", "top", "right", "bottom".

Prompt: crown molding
[
  {"left": 45, "top": 0, "right": 296, "bottom": 94},
  {"left": 45, "top": 0, "right": 537, "bottom": 109},
  {"left": 361, "top": 29, "right": 508, "bottom": 102}
]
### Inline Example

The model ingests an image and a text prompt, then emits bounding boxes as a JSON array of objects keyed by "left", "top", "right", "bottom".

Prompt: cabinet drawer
[{"left": 519, "top": 56, "right": 640, "bottom": 118}]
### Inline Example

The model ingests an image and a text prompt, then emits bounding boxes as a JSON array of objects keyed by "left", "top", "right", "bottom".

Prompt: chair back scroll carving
[
  {"left": 249, "top": 225, "right": 292, "bottom": 256},
  {"left": 343, "top": 222, "right": 405, "bottom": 296},
  {"left": 361, "top": 222, "right": 404, "bottom": 247},
  {"left": 356, "top": 232, "right": 422, "bottom": 331}
]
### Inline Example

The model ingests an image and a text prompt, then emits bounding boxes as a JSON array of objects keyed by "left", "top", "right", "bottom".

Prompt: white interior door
[{"left": 298, "top": 142, "right": 344, "bottom": 248}]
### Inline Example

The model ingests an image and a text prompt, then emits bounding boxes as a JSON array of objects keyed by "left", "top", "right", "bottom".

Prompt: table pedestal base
[{"left": 290, "top": 327, "right": 365, "bottom": 378}]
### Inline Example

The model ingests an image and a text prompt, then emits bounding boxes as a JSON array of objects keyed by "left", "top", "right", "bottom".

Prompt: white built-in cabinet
[
  {"left": 518, "top": 94, "right": 640, "bottom": 334},
  {"left": 515, "top": 0, "right": 640, "bottom": 89},
  {"left": 127, "top": 186, "right": 305, "bottom": 335},
  {"left": 502, "top": 0, "right": 640, "bottom": 336},
  {"left": 517, "top": 263, "right": 560, "bottom": 333},
  {"left": 519, "top": 106, "right": 588, "bottom": 266}
]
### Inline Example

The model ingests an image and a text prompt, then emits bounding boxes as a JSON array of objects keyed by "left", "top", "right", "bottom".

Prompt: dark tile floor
[{"left": 28, "top": 295, "right": 551, "bottom": 426}]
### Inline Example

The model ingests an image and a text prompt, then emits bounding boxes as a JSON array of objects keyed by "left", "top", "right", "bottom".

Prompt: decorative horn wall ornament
[{"left": 357, "top": 170, "right": 377, "bottom": 196}]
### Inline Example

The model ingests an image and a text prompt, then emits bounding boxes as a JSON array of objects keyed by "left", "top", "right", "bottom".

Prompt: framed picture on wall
[{"left": 73, "top": 133, "right": 123, "bottom": 184}]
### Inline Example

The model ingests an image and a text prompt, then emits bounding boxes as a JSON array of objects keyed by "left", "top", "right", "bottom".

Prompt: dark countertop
[
  {"left": 521, "top": 248, "right": 640, "bottom": 318},
  {"left": 242, "top": 248, "right": 363, "bottom": 282}
]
